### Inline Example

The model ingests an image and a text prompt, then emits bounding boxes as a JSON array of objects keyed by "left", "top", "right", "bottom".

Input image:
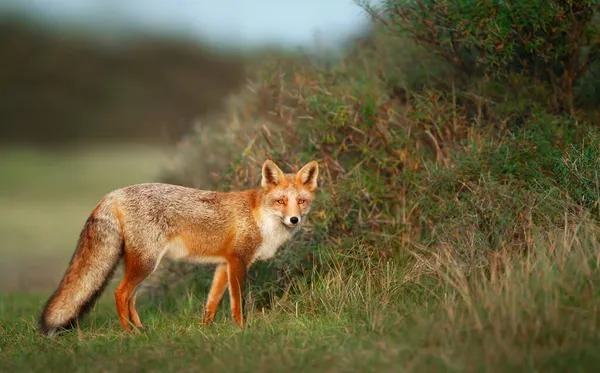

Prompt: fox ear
[
  {"left": 261, "top": 159, "right": 285, "bottom": 188},
  {"left": 296, "top": 160, "right": 319, "bottom": 191}
]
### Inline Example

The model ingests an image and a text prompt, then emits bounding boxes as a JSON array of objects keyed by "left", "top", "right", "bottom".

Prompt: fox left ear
[{"left": 295, "top": 160, "right": 319, "bottom": 191}]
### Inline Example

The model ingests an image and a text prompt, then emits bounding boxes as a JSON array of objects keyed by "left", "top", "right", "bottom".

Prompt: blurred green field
[{"left": 0, "top": 145, "right": 171, "bottom": 291}]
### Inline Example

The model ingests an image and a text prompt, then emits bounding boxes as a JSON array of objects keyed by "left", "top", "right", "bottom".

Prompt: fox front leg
[{"left": 226, "top": 256, "right": 248, "bottom": 328}]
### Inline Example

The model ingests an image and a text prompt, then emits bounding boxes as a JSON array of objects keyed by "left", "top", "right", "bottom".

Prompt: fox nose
[{"left": 290, "top": 216, "right": 299, "bottom": 225}]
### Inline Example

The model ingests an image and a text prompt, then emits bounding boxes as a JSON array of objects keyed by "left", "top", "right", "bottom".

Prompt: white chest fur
[{"left": 254, "top": 215, "right": 294, "bottom": 261}]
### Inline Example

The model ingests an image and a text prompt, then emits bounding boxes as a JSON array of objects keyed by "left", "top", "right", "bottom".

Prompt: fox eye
[
  {"left": 277, "top": 199, "right": 285, "bottom": 204},
  {"left": 298, "top": 199, "right": 306, "bottom": 204}
]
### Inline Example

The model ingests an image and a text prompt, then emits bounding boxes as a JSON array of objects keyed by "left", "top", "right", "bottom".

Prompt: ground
[{"left": 1, "top": 292, "right": 408, "bottom": 373}]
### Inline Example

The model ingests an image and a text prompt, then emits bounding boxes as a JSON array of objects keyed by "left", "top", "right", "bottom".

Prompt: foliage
[
  {"left": 153, "top": 1, "right": 600, "bottom": 309},
  {"left": 136, "top": 2, "right": 600, "bottom": 370},
  {"left": 361, "top": 0, "right": 600, "bottom": 115}
]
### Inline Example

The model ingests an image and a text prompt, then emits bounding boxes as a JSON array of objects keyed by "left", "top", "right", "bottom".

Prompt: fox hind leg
[
  {"left": 115, "top": 252, "right": 158, "bottom": 331},
  {"left": 128, "top": 292, "right": 143, "bottom": 328}
]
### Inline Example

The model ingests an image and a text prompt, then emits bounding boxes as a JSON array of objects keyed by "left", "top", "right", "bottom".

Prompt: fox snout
[{"left": 284, "top": 215, "right": 300, "bottom": 227}]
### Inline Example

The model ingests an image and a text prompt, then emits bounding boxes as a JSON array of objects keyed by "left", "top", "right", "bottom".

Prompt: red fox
[{"left": 39, "top": 159, "right": 319, "bottom": 336}]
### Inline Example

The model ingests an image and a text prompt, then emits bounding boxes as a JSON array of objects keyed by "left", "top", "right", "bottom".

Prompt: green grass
[
  {"left": 0, "top": 293, "right": 403, "bottom": 373},
  {"left": 1, "top": 224, "right": 599, "bottom": 372}
]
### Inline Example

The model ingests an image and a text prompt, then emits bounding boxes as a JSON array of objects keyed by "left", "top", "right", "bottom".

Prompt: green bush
[
  {"left": 362, "top": 0, "right": 600, "bottom": 115},
  {"left": 151, "top": 1, "right": 600, "bottom": 322}
]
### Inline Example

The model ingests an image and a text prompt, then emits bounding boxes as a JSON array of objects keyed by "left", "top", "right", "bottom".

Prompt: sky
[{"left": 0, "top": 0, "right": 376, "bottom": 50}]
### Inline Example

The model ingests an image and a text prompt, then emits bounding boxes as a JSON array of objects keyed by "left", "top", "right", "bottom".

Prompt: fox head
[{"left": 260, "top": 159, "right": 319, "bottom": 229}]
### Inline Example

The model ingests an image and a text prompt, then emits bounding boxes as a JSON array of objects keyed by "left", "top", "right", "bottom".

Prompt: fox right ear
[{"left": 261, "top": 159, "right": 285, "bottom": 188}]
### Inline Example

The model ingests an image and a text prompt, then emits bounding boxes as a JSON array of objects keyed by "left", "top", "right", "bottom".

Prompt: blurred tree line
[{"left": 0, "top": 18, "right": 246, "bottom": 145}]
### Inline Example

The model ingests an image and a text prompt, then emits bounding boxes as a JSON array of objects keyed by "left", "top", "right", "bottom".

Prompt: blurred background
[{"left": 0, "top": 0, "right": 371, "bottom": 291}]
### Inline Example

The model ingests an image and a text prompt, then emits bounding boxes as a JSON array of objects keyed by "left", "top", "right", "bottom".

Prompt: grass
[
  {"left": 0, "top": 293, "right": 396, "bottom": 373},
  {"left": 1, "top": 221, "right": 599, "bottom": 372}
]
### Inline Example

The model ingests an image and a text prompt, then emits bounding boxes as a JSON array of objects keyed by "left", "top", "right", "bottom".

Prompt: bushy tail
[{"left": 39, "top": 202, "right": 123, "bottom": 336}]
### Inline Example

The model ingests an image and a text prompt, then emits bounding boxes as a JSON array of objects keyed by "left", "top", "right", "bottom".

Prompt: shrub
[
  {"left": 361, "top": 0, "right": 600, "bottom": 115},
  {"left": 149, "top": 1, "right": 600, "bottom": 318}
]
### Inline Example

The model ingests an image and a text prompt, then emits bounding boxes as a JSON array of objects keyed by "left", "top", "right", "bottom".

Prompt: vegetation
[
  {"left": 2, "top": 224, "right": 599, "bottom": 372},
  {"left": 3, "top": 1, "right": 600, "bottom": 371},
  {"left": 156, "top": 0, "right": 600, "bottom": 369}
]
